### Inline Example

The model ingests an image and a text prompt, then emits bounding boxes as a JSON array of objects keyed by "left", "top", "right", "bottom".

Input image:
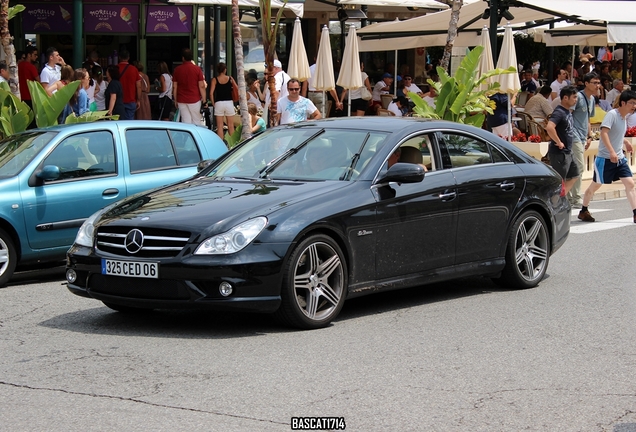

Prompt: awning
[
  {"left": 338, "top": 0, "right": 447, "bottom": 9},
  {"left": 169, "top": 0, "right": 304, "bottom": 18},
  {"left": 535, "top": 24, "right": 609, "bottom": 47}
]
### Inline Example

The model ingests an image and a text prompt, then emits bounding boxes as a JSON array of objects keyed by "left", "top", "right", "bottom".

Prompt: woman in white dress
[
  {"left": 246, "top": 76, "right": 263, "bottom": 108},
  {"left": 92, "top": 65, "right": 107, "bottom": 111}
]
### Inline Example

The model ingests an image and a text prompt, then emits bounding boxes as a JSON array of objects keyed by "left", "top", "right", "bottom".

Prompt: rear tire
[
  {"left": 275, "top": 234, "right": 347, "bottom": 329},
  {"left": 494, "top": 210, "right": 549, "bottom": 289},
  {"left": 0, "top": 228, "right": 17, "bottom": 288}
]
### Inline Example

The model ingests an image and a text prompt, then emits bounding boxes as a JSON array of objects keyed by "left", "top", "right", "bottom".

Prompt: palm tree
[
  {"left": 435, "top": 0, "right": 463, "bottom": 72},
  {"left": 259, "top": 0, "right": 286, "bottom": 128},
  {"left": 231, "top": 0, "right": 250, "bottom": 139},
  {"left": 0, "top": 2, "right": 25, "bottom": 98}
]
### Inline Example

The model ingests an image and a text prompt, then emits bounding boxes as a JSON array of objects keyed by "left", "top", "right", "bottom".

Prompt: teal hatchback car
[{"left": 0, "top": 121, "right": 227, "bottom": 286}]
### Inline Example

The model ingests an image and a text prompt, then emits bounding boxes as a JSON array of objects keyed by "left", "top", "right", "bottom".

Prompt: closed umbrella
[
  {"left": 311, "top": 25, "right": 336, "bottom": 118},
  {"left": 477, "top": 26, "right": 495, "bottom": 92},
  {"left": 496, "top": 24, "right": 521, "bottom": 141},
  {"left": 337, "top": 24, "right": 363, "bottom": 116},
  {"left": 287, "top": 17, "right": 310, "bottom": 82}
]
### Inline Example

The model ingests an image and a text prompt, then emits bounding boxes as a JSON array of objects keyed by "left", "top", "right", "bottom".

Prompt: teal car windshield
[
  {"left": 0, "top": 131, "right": 57, "bottom": 178},
  {"left": 207, "top": 127, "right": 388, "bottom": 181}
]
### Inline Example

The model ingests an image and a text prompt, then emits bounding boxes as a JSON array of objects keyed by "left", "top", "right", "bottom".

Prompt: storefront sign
[
  {"left": 146, "top": 6, "right": 191, "bottom": 33},
  {"left": 85, "top": 4, "right": 139, "bottom": 33},
  {"left": 23, "top": 4, "right": 73, "bottom": 33}
]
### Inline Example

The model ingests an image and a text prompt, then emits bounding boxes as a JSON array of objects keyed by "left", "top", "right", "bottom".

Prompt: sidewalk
[{"left": 582, "top": 177, "right": 634, "bottom": 202}]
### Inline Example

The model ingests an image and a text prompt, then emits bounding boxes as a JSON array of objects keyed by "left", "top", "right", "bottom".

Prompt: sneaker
[
  {"left": 634, "top": 214, "right": 636, "bottom": 224},
  {"left": 578, "top": 210, "right": 595, "bottom": 222}
]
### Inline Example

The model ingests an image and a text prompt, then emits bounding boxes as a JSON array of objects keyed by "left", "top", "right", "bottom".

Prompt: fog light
[
  {"left": 219, "top": 281, "right": 233, "bottom": 297},
  {"left": 66, "top": 269, "right": 77, "bottom": 283}
]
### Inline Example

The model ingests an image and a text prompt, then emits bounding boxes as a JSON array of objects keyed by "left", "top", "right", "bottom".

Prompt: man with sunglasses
[{"left": 276, "top": 78, "right": 321, "bottom": 125}]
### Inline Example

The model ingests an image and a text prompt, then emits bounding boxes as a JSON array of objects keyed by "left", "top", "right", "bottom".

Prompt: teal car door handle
[{"left": 103, "top": 188, "right": 119, "bottom": 196}]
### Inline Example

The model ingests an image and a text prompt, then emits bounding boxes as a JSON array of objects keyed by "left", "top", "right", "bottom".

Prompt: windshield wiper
[
  {"left": 257, "top": 129, "right": 325, "bottom": 179},
  {"left": 340, "top": 133, "right": 370, "bottom": 181}
]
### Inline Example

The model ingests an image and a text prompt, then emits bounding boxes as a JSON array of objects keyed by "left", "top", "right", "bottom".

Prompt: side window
[
  {"left": 399, "top": 134, "right": 435, "bottom": 171},
  {"left": 441, "top": 132, "right": 495, "bottom": 168},
  {"left": 85, "top": 131, "right": 116, "bottom": 175},
  {"left": 42, "top": 131, "right": 115, "bottom": 181},
  {"left": 126, "top": 129, "right": 177, "bottom": 172},
  {"left": 170, "top": 130, "right": 202, "bottom": 165}
]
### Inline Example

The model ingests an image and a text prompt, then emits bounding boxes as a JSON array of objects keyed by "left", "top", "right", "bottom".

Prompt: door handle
[
  {"left": 499, "top": 181, "right": 516, "bottom": 191},
  {"left": 102, "top": 188, "right": 119, "bottom": 196},
  {"left": 439, "top": 190, "right": 456, "bottom": 201}
]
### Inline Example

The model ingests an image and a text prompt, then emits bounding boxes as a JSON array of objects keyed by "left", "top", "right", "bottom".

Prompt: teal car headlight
[{"left": 195, "top": 217, "right": 267, "bottom": 255}]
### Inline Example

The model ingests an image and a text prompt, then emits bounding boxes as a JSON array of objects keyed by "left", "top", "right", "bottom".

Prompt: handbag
[
  {"left": 231, "top": 78, "right": 239, "bottom": 103},
  {"left": 360, "top": 86, "right": 372, "bottom": 101}
]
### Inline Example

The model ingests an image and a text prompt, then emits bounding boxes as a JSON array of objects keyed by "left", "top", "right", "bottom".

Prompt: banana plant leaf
[
  {"left": 27, "top": 80, "right": 81, "bottom": 128},
  {"left": 0, "top": 87, "right": 34, "bottom": 138},
  {"left": 64, "top": 110, "right": 118, "bottom": 123}
]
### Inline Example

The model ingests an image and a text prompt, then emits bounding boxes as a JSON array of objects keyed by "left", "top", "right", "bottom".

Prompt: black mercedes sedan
[{"left": 66, "top": 117, "right": 570, "bottom": 329}]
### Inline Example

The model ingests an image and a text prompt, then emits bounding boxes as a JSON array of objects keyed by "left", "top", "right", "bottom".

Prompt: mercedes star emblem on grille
[{"left": 124, "top": 229, "right": 144, "bottom": 254}]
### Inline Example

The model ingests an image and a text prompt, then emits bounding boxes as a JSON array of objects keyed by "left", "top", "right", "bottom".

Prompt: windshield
[
  {"left": 0, "top": 131, "right": 57, "bottom": 178},
  {"left": 207, "top": 127, "right": 388, "bottom": 181}
]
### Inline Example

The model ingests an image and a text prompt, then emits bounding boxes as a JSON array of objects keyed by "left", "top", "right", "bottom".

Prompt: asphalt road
[{"left": 2, "top": 199, "right": 636, "bottom": 431}]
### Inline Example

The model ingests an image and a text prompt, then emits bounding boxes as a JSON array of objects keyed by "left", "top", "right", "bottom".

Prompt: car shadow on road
[
  {"left": 38, "top": 275, "right": 530, "bottom": 338},
  {"left": 335, "top": 276, "right": 515, "bottom": 323}
]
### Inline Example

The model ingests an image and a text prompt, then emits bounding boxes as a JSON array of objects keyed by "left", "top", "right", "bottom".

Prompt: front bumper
[{"left": 66, "top": 242, "right": 289, "bottom": 313}]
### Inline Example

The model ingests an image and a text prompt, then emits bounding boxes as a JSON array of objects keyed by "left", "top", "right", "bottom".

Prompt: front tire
[
  {"left": 276, "top": 235, "right": 347, "bottom": 329},
  {"left": 0, "top": 228, "right": 17, "bottom": 288},
  {"left": 495, "top": 210, "right": 549, "bottom": 289}
]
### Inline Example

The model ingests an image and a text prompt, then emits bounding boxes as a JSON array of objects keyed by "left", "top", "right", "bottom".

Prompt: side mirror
[
  {"left": 36, "top": 165, "right": 61, "bottom": 181},
  {"left": 197, "top": 158, "right": 215, "bottom": 172},
  {"left": 374, "top": 162, "right": 425, "bottom": 185}
]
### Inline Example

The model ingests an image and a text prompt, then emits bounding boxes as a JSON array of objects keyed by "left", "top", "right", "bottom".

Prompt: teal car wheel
[{"left": 0, "top": 228, "right": 17, "bottom": 287}]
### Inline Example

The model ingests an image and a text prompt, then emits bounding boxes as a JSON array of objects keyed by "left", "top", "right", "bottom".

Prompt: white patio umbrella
[
  {"left": 477, "top": 26, "right": 495, "bottom": 92},
  {"left": 496, "top": 24, "right": 521, "bottom": 141},
  {"left": 287, "top": 17, "right": 311, "bottom": 82},
  {"left": 337, "top": 24, "right": 363, "bottom": 116},
  {"left": 311, "top": 25, "right": 336, "bottom": 118}
]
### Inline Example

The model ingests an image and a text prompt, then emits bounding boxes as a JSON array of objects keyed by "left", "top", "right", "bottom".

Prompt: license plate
[{"left": 101, "top": 259, "right": 159, "bottom": 279}]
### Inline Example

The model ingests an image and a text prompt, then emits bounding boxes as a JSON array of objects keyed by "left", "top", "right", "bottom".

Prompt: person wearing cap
[
  {"left": 264, "top": 59, "right": 291, "bottom": 126},
  {"left": 371, "top": 73, "right": 393, "bottom": 114},
  {"left": 520, "top": 70, "right": 537, "bottom": 95},
  {"left": 387, "top": 96, "right": 408, "bottom": 117}
]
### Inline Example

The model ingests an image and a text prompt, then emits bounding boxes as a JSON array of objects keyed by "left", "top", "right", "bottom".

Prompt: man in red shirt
[
  {"left": 172, "top": 48, "right": 206, "bottom": 125},
  {"left": 18, "top": 46, "right": 39, "bottom": 128},
  {"left": 18, "top": 46, "right": 39, "bottom": 109},
  {"left": 117, "top": 50, "right": 141, "bottom": 120}
]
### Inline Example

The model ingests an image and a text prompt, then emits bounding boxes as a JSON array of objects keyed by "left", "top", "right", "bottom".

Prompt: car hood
[{"left": 97, "top": 178, "right": 351, "bottom": 234}]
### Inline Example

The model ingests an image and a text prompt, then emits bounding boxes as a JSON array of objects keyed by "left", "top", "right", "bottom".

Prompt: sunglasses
[{"left": 288, "top": 87, "right": 300, "bottom": 91}]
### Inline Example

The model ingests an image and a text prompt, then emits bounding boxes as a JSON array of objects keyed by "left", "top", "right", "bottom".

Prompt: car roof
[
  {"left": 278, "top": 116, "right": 474, "bottom": 134},
  {"left": 28, "top": 120, "right": 207, "bottom": 134}
]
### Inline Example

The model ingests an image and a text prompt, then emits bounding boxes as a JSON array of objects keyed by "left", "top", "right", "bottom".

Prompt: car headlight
[
  {"left": 195, "top": 217, "right": 267, "bottom": 255},
  {"left": 74, "top": 211, "right": 100, "bottom": 247}
]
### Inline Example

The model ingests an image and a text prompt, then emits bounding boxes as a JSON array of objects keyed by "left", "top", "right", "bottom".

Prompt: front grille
[
  {"left": 96, "top": 226, "right": 191, "bottom": 258},
  {"left": 89, "top": 274, "right": 190, "bottom": 300}
]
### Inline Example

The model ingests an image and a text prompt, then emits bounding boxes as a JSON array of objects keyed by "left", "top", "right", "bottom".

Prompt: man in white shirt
[
  {"left": 550, "top": 69, "right": 568, "bottom": 101},
  {"left": 402, "top": 75, "right": 424, "bottom": 98},
  {"left": 40, "top": 46, "right": 65, "bottom": 87},
  {"left": 387, "top": 96, "right": 407, "bottom": 117},
  {"left": 605, "top": 79, "right": 624, "bottom": 107},
  {"left": 276, "top": 78, "right": 321, "bottom": 125},
  {"left": 371, "top": 73, "right": 393, "bottom": 114}
]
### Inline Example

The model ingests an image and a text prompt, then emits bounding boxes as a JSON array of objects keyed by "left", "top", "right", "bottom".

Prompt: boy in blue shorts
[{"left": 579, "top": 90, "right": 636, "bottom": 222}]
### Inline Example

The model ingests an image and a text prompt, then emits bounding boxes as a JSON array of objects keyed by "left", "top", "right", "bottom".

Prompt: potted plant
[{"left": 409, "top": 45, "right": 517, "bottom": 129}]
